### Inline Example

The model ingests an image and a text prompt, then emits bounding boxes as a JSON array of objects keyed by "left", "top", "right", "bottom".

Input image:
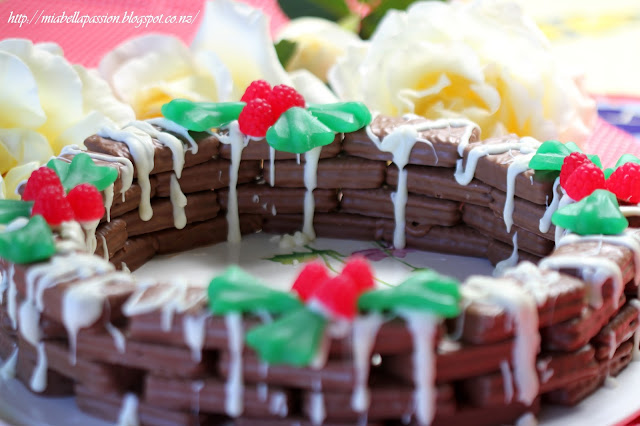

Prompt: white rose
[
  {"left": 0, "top": 39, "right": 134, "bottom": 199},
  {"left": 277, "top": 17, "right": 361, "bottom": 82},
  {"left": 329, "top": 0, "right": 596, "bottom": 143}
]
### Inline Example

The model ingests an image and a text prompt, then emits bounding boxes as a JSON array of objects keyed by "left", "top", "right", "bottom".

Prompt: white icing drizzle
[
  {"left": 103, "top": 183, "right": 115, "bottom": 222},
  {"left": 225, "top": 312, "right": 244, "bottom": 417},
  {"left": 60, "top": 144, "right": 134, "bottom": 202},
  {"left": 540, "top": 255, "right": 624, "bottom": 309},
  {"left": 303, "top": 147, "right": 322, "bottom": 239},
  {"left": 0, "top": 268, "right": 5, "bottom": 304},
  {"left": 454, "top": 137, "right": 539, "bottom": 186},
  {"left": 554, "top": 193, "right": 573, "bottom": 243},
  {"left": 620, "top": 205, "right": 640, "bottom": 218},
  {"left": 539, "top": 177, "right": 561, "bottom": 234},
  {"left": 116, "top": 393, "right": 140, "bottom": 426},
  {"left": 501, "top": 261, "right": 567, "bottom": 306},
  {"left": 515, "top": 412, "right": 538, "bottom": 426},
  {"left": 557, "top": 229, "right": 640, "bottom": 287},
  {"left": 97, "top": 125, "right": 155, "bottom": 220},
  {"left": 0, "top": 347, "right": 18, "bottom": 381},
  {"left": 30, "top": 342, "right": 48, "bottom": 392},
  {"left": 216, "top": 121, "right": 247, "bottom": 243},
  {"left": 310, "top": 380, "right": 326, "bottom": 426},
  {"left": 351, "top": 313, "right": 384, "bottom": 413},
  {"left": 191, "top": 380, "right": 204, "bottom": 413},
  {"left": 400, "top": 311, "right": 438, "bottom": 426},
  {"left": 630, "top": 299, "right": 640, "bottom": 361},
  {"left": 105, "top": 322, "right": 126, "bottom": 354},
  {"left": 269, "top": 391, "right": 288, "bottom": 417},
  {"left": 504, "top": 153, "right": 536, "bottom": 232},
  {"left": 7, "top": 265, "right": 16, "bottom": 329},
  {"left": 146, "top": 117, "right": 198, "bottom": 154},
  {"left": 269, "top": 146, "right": 276, "bottom": 187},
  {"left": 183, "top": 312, "right": 209, "bottom": 362},
  {"left": 462, "top": 276, "right": 540, "bottom": 405},
  {"left": 56, "top": 221, "right": 87, "bottom": 255},
  {"left": 128, "top": 120, "right": 186, "bottom": 178},
  {"left": 500, "top": 360, "right": 514, "bottom": 403},
  {"left": 81, "top": 219, "right": 100, "bottom": 254},
  {"left": 494, "top": 232, "right": 519, "bottom": 277},
  {"left": 99, "top": 234, "right": 109, "bottom": 261},
  {"left": 170, "top": 174, "right": 188, "bottom": 229},
  {"left": 122, "top": 281, "right": 206, "bottom": 323}
]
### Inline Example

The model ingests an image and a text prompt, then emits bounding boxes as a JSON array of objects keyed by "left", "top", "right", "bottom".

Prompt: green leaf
[
  {"left": 265, "top": 251, "right": 320, "bottom": 265},
  {"left": 551, "top": 189, "right": 628, "bottom": 235},
  {"left": 528, "top": 140, "right": 576, "bottom": 171},
  {"left": 307, "top": 102, "right": 372, "bottom": 133},
  {"left": 358, "top": 270, "right": 461, "bottom": 317},
  {"left": 245, "top": 307, "right": 328, "bottom": 366},
  {"left": 604, "top": 167, "right": 615, "bottom": 180},
  {"left": 587, "top": 154, "right": 602, "bottom": 169},
  {"left": 266, "top": 107, "right": 335, "bottom": 154},
  {"left": 162, "top": 99, "right": 245, "bottom": 132},
  {"left": 47, "top": 153, "right": 118, "bottom": 192},
  {"left": 360, "top": 0, "right": 426, "bottom": 39},
  {"left": 0, "top": 200, "right": 33, "bottom": 224},
  {"left": 278, "top": 0, "right": 350, "bottom": 20},
  {"left": 274, "top": 39, "right": 297, "bottom": 69},
  {"left": 0, "top": 215, "right": 55, "bottom": 264},
  {"left": 208, "top": 266, "right": 302, "bottom": 314},
  {"left": 614, "top": 154, "right": 640, "bottom": 168}
]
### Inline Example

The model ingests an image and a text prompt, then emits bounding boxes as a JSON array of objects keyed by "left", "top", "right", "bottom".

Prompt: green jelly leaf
[
  {"left": 307, "top": 102, "right": 372, "bottom": 133},
  {"left": 208, "top": 266, "right": 302, "bottom": 315},
  {"left": 358, "top": 270, "right": 461, "bottom": 318},
  {"left": 278, "top": 0, "right": 350, "bottom": 20},
  {"left": 0, "top": 200, "right": 33, "bottom": 224},
  {"left": 551, "top": 189, "right": 628, "bottom": 235},
  {"left": 274, "top": 39, "right": 297, "bottom": 69},
  {"left": 245, "top": 307, "right": 328, "bottom": 366},
  {"left": 587, "top": 154, "right": 602, "bottom": 169},
  {"left": 266, "top": 107, "right": 335, "bottom": 154},
  {"left": 604, "top": 167, "right": 615, "bottom": 180},
  {"left": 528, "top": 140, "right": 575, "bottom": 171},
  {"left": 162, "top": 99, "right": 245, "bottom": 132},
  {"left": 614, "top": 154, "right": 640, "bottom": 168},
  {"left": 47, "top": 153, "right": 117, "bottom": 192},
  {"left": 0, "top": 216, "right": 55, "bottom": 264},
  {"left": 564, "top": 142, "right": 582, "bottom": 152}
]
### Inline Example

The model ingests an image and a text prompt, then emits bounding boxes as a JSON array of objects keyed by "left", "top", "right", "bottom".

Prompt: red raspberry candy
[
  {"left": 564, "top": 162, "right": 605, "bottom": 201},
  {"left": 559, "top": 152, "right": 589, "bottom": 189},
  {"left": 291, "top": 261, "right": 330, "bottom": 302},
  {"left": 311, "top": 274, "right": 358, "bottom": 320},
  {"left": 267, "top": 84, "right": 305, "bottom": 118},
  {"left": 240, "top": 80, "right": 272, "bottom": 103},
  {"left": 238, "top": 98, "right": 276, "bottom": 138},
  {"left": 67, "top": 183, "right": 105, "bottom": 222},
  {"left": 22, "top": 167, "right": 63, "bottom": 201},
  {"left": 31, "top": 185, "right": 74, "bottom": 226},
  {"left": 607, "top": 162, "right": 640, "bottom": 203},
  {"left": 341, "top": 257, "right": 375, "bottom": 294}
]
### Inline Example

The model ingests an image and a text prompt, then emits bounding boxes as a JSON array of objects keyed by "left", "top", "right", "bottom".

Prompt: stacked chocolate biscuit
[{"left": 1, "top": 114, "right": 640, "bottom": 426}]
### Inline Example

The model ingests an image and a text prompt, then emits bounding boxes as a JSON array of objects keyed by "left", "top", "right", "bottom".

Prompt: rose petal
[
  {"left": 0, "top": 51, "right": 46, "bottom": 129},
  {"left": 3, "top": 161, "right": 39, "bottom": 200},
  {"left": 0, "top": 128, "right": 53, "bottom": 167}
]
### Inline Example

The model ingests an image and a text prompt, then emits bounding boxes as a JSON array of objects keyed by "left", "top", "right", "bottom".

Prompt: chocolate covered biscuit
[
  {"left": 94, "top": 219, "right": 128, "bottom": 259},
  {"left": 219, "top": 184, "right": 339, "bottom": 215},
  {"left": 218, "top": 134, "right": 342, "bottom": 161}
]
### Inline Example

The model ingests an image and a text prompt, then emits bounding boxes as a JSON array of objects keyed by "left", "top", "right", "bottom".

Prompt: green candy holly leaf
[
  {"left": 266, "top": 107, "right": 335, "bottom": 154},
  {"left": 0, "top": 215, "right": 56, "bottom": 264},
  {"left": 208, "top": 266, "right": 302, "bottom": 315},
  {"left": 529, "top": 140, "right": 601, "bottom": 171},
  {"left": 615, "top": 154, "right": 640, "bottom": 168},
  {"left": 161, "top": 99, "right": 245, "bottom": 132},
  {"left": 358, "top": 270, "right": 461, "bottom": 318},
  {"left": 552, "top": 189, "right": 628, "bottom": 235},
  {"left": 604, "top": 167, "right": 615, "bottom": 180},
  {"left": 0, "top": 200, "right": 33, "bottom": 224},
  {"left": 47, "top": 153, "right": 117, "bottom": 192},
  {"left": 245, "top": 307, "right": 328, "bottom": 366},
  {"left": 307, "top": 102, "right": 372, "bottom": 133}
]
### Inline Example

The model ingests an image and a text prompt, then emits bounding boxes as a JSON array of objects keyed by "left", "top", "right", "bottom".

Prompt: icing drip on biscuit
[
  {"left": 146, "top": 117, "right": 198, "bottom": 154},
  {"left": 629, "top": 299, "right": 640, "bottom": 361},
  {"left": 269, "top": 147, "right": 276, "bottom": 187},
  {"left": 116, "top": 393, "right": 140, "bottom": 426},
  {"left": 0, "top": 348, "right": 18, "bottom": 380},
  {"left": 99, "top": 234, "right": 109, "bottom": 260},
  {"left": 539, "top": 255, "right": 623, "bottom": 309},
  {"left": 351, "top": 313, "right": 384, "bottom": 413},
  {"left": 303, "top": 147, "right": 322, "bottom": 239},
  {"left": 127, "top": 120, "right": 186, "bottom": 178},
  {"left": 97, "top": 126, "right": 155, "bottom": 221},
  {"left": 56, "top": 221, "right": 87, "bottom": 255},
  {"left": 504, "top": 149, "right": 537, "bottom": 232},
  {"left": 225, "top": 312, "right": 245, "bottom": 417},
  {"left": 501, "top": 261, "right": 569, "bottom": 306},
  {"left": 553, "top": 193, "right": 573, "bottom": 242},
  {"left": 6, "top": 265, "right": 16, "bottom": 329},
  {"left": 462, "top": 276, "right": 540, "bottom": 405},
  {"left": 103, "top": 183, "right": 115, "bottom": 222},
  {"left": 310, "top": 380, "right": 326, "bottom": 425},
  {"left": 183, "top": 312, "right": 209, "bottom": 362},
  {"left": 540, "top": 177, "right": 561, "bottom": 234},
  {"left": 81, "top": 219, "right": 100, "bottom": 254},
  {"left": 170, "top": 174, "right": 188, "bottom": 230},
  {"left": 494, "top": 232, "right": 519, "bottom": 277}
]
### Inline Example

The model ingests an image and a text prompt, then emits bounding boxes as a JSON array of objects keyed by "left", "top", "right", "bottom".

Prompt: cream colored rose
[
  {"left": 329, "top": 1, "right": 596, "bottom": 143},
  {"left": 101, "top": 0, "right": 294, "bottom": 118},
  {"left": 277, "top": 17, "right": 360, "bottom": 82},
  {"left": 0, "top": 39, "right": 134, "bottom": 199}
]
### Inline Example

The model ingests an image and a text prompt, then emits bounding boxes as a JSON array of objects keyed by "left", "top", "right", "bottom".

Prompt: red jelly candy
[
  {"left": 291, "top": 261, "right": 330, "bottom": 302},
  {"left": 341, "top": 256, "right": 375, "bottom": 294},
  {"left": 311, "top": 274, "right": 358, "bottom": 320}
]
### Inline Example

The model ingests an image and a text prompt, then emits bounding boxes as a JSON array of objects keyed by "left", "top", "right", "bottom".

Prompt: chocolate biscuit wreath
[{"left": 1, "top": 81, "right": 640, "bottom": 425}]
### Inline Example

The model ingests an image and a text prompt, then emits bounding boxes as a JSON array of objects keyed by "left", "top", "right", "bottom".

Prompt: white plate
[{"left": 1, "top": 234, "right": 638, "bottom": 425}]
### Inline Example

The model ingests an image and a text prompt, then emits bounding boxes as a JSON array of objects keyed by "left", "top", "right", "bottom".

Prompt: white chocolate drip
[
  {"left": 269, "top": 147, "right": 276, "bottom": 187},
  {"left": 105, "top": 322, "right": 126, "bottom": 354},
  {"left": 629, "top": 299, "right": 640, "bottom": 361},
  {"left": 500, "top": 360, "right": 514, "bottom": 403},
  {"left": 170, "top": 174, "right": 188, "bottom": 229},
  {"left": 99, "top": 234, "right": 109, "bottom": 261},
  {"left": 56, "top": 221, "right": 87, "bottom": 255},
  {"left": 269, "top": 391, "right": 288, "bottom": 417},
  {"left": 0, "top": 347, "right": 18, "bottom": 380},
  {"left": 116, "top": 393, "right": 140, "bottom": 426},
  {"left": 351, "top": 313, "right": 384, "bottom": 413},
  {"left": 81, "top": 219, "right": 100, "bottom": 254},
  {"left": 225, "top": 312, "right": 244, "bottom": 417},
  {"left": 122, "top": 281, "right": 206, "bottom": 322},
  {"left": 554, "top": 193, "right": 573, "bottom": 243},
  {"left": 310, "top": 381, "right": 326, "bottom": 426},
  {"left": 462, "top": 276, "right": 540, "bottom": 405},
  {"left": 30, "top": 342, "right": 48, "bottom": 392},
  {"left": 183, "top": 312, "right": 209, "bottom": 362},
  {"left": 7, "top": 265, "right": 16, "bottom": 329},
  {"left": 540, "top": 255, "right": 623, "bottom": 309},
  {"left": 494, "top": 232, "right": 519, "bottom": 277},
  {"left": 97, "top": 125, "right": 155, "bottom": 220},
  {"left": 146, "top": 117, "right": 198, "bottom": 154},
  {"left": 401, "top": 311, "right": 438, "bottom": 425},
  {"left": 128, "top": 120, "right": 185, "bottom": 178},
  {"left": 539, "top": 177, "right": 561, "bottom": 234},
  {"left": 303, "top": 147, "right": 322, "bottom": 239},
  {"left": 504, "top": 153, "right": 536, "bottom": 232},
  {"left": 103, "top": 183, "right": 115, "bottom": 222},
  {"left": 501, "top": 261, "right": 568, "bottom": 306}
]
